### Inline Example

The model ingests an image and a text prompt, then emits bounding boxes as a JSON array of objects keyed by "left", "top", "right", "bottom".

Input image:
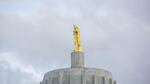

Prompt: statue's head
[{"left": 73, "top": 24, "right": 79, "bottom": 31}]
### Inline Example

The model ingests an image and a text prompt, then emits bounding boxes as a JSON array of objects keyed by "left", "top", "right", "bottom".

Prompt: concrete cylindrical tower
[{"left": 41, "top": 51, "right": 116, "bottom": 84}]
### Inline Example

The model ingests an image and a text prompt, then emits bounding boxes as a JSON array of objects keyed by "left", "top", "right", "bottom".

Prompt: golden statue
[{"left": 73, "top": 24, "right": 83, "bottom": 52}]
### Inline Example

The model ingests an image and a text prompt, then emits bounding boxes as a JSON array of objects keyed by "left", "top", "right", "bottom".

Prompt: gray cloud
[
  {"left": 0, "top": 0, "right": 150, "bottom": 84},
  {"left": 0, "top": 52, "right": 41, "bottom": 84}
]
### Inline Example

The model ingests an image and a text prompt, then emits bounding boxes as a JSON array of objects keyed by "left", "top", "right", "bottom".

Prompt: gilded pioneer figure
[{"left": 73, "top": 24, "right": 83, "bottom": 52}]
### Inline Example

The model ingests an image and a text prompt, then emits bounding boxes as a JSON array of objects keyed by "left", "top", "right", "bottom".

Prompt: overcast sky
[{"left": 0, "top": 0, "right": 150, "bottom": 84}]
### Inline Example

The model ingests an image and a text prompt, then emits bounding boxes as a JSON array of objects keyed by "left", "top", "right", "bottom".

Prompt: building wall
[{"left": 41, "top": 68, "right": 115, "bottom": 84}]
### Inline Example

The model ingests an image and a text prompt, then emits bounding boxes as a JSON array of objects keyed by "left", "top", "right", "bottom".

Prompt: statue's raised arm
[{"left": 73, "top": 24, "right": 83, "bottom": 52}]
